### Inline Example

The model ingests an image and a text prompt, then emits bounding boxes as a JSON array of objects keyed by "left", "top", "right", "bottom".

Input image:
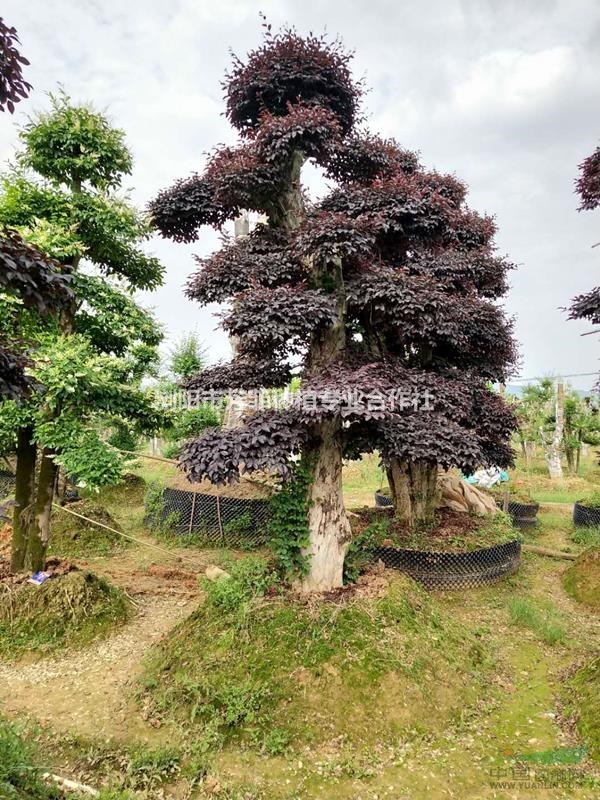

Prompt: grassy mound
[
  {"left": 139, "top": 557, "right": 491, "bottom": 755},
  {"left": 567, "top": 658, "right": 600, "bottom": 763},
  {"left": 563, "top": 548, "right": 600, "bottom": 610},
  {"left": 49, "top": 499, "right": 129, "bottom": 558},
  {"left": 351, "top": 507, "right": 517, "bottom": 552},
  {"left": 0, "top": 570, "right": 130, "bottom": 659}
]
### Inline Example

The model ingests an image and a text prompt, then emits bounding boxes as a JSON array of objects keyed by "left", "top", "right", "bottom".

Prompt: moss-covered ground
[{"left": 0, "top": 449, "right": 599, "bottom": 798}]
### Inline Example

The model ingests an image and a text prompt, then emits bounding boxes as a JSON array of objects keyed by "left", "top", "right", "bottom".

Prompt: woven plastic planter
[
  {"left": 371, "top": 539, "right": 521, "bottom": 589},
  {"left": 0, "top": 469, "right": 15, "bottom": 499},
  {"left": 573, "top": 501, "right": 600, "bottom": 528},
  {"left": 151, "top": 486, "right": 271, "bottom": 547},
  {"left": 374, "top": 490, "right": 393, "bottom": 508},
  {"left": 496, "top": 498, "right": 539, "bottom": 529}
]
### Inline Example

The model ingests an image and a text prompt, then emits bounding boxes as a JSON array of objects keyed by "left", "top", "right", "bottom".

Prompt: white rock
[{"left": 205, "top": 565, "right": 231, "bottom": 582}]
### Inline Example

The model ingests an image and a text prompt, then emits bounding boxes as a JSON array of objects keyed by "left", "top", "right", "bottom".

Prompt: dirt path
[{"left": 0, "top": 542, "right": 209, "bottom": 743}]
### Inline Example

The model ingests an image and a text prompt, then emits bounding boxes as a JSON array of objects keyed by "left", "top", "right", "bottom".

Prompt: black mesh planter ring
[
  {"left": 573, "top": 501, "right": 600, "bottom": 528},
  {"left": 374, "top": 490, "right": 393, "bottom": 508},
  {"left": 151, "top": 487, "right": 271, "bottom": 547},
  {"left": 370, "top": 540, "right": 521, "bottom": 590},
  {"left": 496, "top": 499, "right": 539, "bottom": 529},
  {"left": 0, "top": 469, "right": 15, "bottom": 499}
]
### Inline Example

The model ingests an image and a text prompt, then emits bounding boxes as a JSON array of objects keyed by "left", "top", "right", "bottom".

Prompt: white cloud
[{"left": 454, "top": 46, "right": 574, "bottom": 114}]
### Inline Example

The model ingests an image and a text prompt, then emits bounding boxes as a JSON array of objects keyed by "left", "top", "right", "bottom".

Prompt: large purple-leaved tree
[
  {"left": 569, "top": 145, "right": 600, "bottom": 337},
  {"left": 151, "top": 27, "right": 518, "bottom": 591}
]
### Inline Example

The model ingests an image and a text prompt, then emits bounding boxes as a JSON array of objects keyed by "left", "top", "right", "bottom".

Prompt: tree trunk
[
  {"left": 542, "top": 381, "right": 564, "bottom": 480},
  {"left": 25, "top": 447, "right": 59, "bottom": 572},
  {"left": 10, "top": 426, "right": 37, "bottom": 572},
  {"left": 524, "top": 440, "right": 535, "bottom": 469},
  {"left": 55, "top": 467, "right": 68, "bottom": 505},
  {"left": 387, "top": 459, "right": 439, "bottom": 529},
  {"left": 387, "top": 460, "right": 414, "bottom": 528},
  {"left": 565, "top": 445, "right": 574, "bottom": 474},
  {"left": 300, "top": 419, "right": 352, "bottom": 592}
]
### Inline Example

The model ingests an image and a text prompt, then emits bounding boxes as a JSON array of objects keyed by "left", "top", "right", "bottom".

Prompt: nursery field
[{"left": 1, "top": 451, "right": 600, "bottom": 799}]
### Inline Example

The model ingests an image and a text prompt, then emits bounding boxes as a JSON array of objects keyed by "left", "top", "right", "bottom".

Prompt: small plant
[
  {"left": 223, "top": 511, "right": 254, "bottom": 539},
  {"left": 204, "top": 556, "right": 278, "bottom": 615},
  {"left": 508, "top": 597, "right": 566, "bottom": 645},
  {"left": 572, "top": 527, "right": 600, "bottom": 547},
  {"left": 0, "top": 716, "right": 58, "bottom": 799},
  {"left": 258, "top": 726, "right": 292, "bottom": 756},
  {"left": 578, "top": 492, "right": 600, "bottom": 509},
  {"left": 124, "top": 744, "right": 181, "bottom": 790},
  {"left": 161, "top": 440, "right": 182, "bottom": 460},
  {"left": 344, "top": 516, "right": 390, "bottom": 583},
  {"left": 144, "top": 480, "right": 180, "bottom": 536}
]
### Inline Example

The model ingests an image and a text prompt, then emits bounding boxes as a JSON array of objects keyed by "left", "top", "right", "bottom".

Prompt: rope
[
  {"left": 112, "top": 447, "right": 178, "bottom": 465},
  {"left": 51, "top": 503, "right": 186, "bottom": 563}
]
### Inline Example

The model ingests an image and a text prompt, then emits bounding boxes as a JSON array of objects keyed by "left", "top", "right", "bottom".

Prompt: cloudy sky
[{"left": 2, "top": 0, "right": 600, "bottom": 388}]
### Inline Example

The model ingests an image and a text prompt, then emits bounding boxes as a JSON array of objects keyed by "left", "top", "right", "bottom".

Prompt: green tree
[
  {"left": 0, "top": 93, "right": 165, "bottom": 572},
  {"left": 563, "top": 391, "right": 600, "bottom": 474},
  {"left": 514, "top": 379, "right": 554, "bottom": 468},
  {"left": 168, "top": 332, "right": 207, "bottom": 381}
]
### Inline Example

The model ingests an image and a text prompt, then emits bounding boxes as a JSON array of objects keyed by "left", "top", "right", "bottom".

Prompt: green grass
[
  {"left": 0, "top": 716, "right": 136, "bottom": 799},
  {"left": 566, "top": 657, "right": 600, "bottom": 763},
  {"left": 0, "top": 571, "right": 130, "bottom": 659},
  {"left": 507, "top": 596, "right": 566, "bottom": 645},
  {"left": 49, "top": 498, "right": 130, "bottom": 558},
  {"left": 572, "top": 526, "right": 600, "bottom": 548},
  {"left": 139, "top": 556, "right": 492, "bottom": 757},
  {"left": 0, "top": 715, "right": 67, "bottom": 799}
]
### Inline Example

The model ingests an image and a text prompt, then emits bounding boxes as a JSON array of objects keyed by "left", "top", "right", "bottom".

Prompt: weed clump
[
  {"left": 0, "top": 570, "right": 130, "bottom": 659},
  {"left": 0, "top": 715, "right": 135, "bottom": 798},
  {"left": 508, "top": 596, "right": 566, "bottom": 645}
]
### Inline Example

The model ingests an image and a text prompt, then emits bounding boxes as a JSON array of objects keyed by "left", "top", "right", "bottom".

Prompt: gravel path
[{"left": 0, "top": 545, "right": 206, "bottom": 742}]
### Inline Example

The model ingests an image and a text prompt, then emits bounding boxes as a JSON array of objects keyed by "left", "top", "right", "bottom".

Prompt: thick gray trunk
[
  {"left": 387, "top": 459, "right": 439, "bottom": 529},
  {"left": 542, "top": 382, "right": 564, "bottom": 480},
  {"left": 300, "top": 420, "right": 351, "bottom": 592}
]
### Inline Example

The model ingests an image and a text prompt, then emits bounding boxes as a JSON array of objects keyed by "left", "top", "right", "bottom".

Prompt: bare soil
[
  {"left": 0, "top": 538, "right": 209, "bottom": 743},
  {"left": 168, "top": 471, "right": 274, "bottom": 499},
  {"left": 352, "top": 506, "right": 501, "bottom": 551}
]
